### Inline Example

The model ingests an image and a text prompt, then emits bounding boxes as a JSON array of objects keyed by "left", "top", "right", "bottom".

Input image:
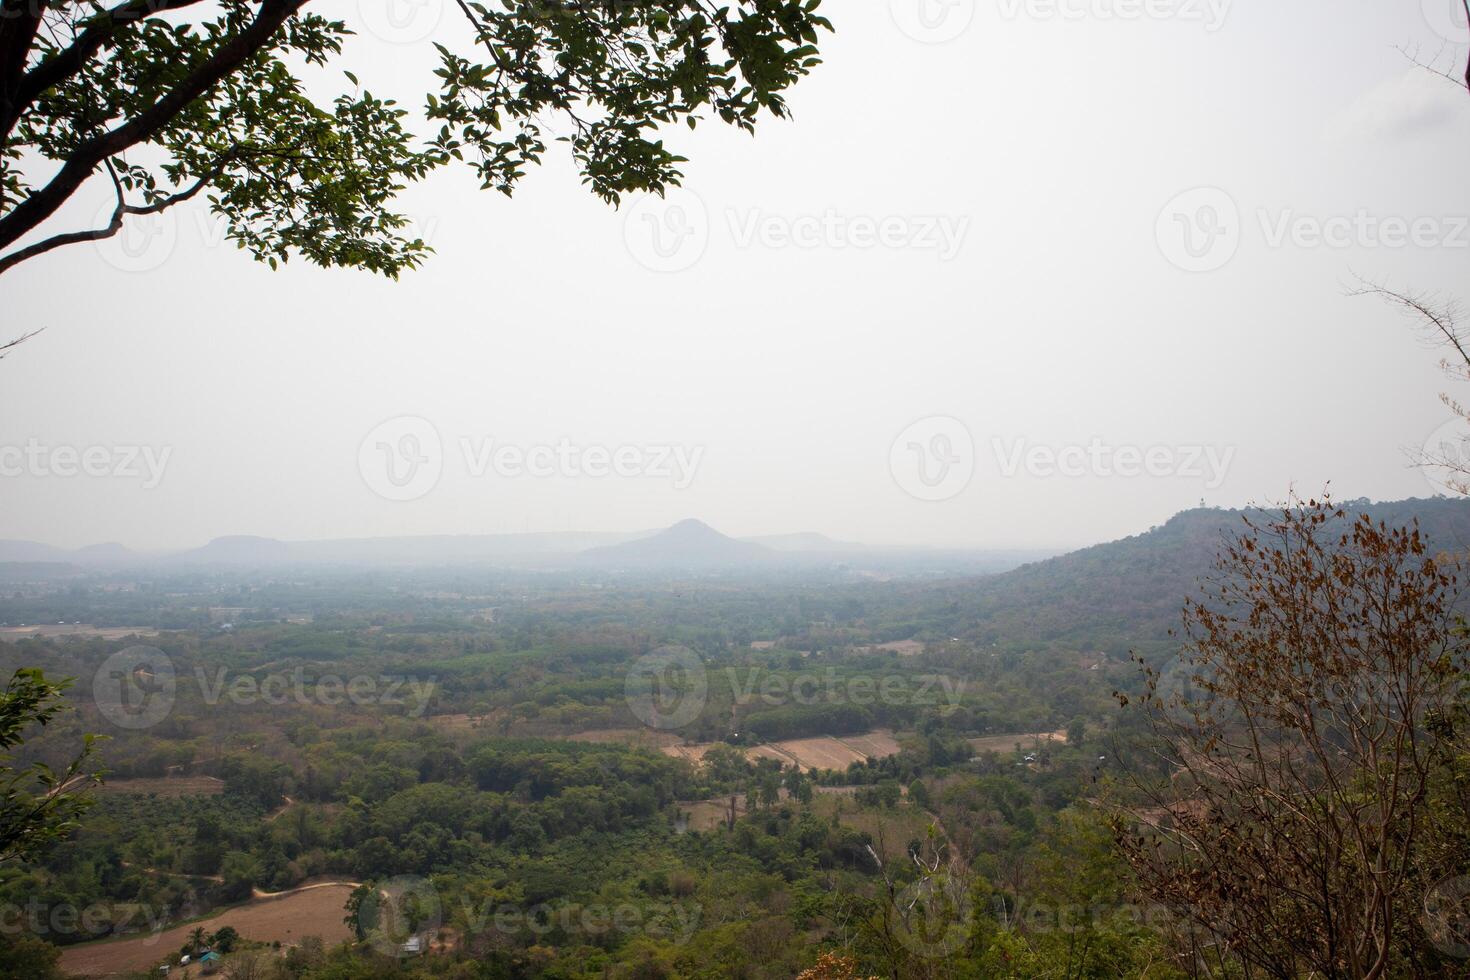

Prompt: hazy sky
[{"left": 4, "top": 0, "right": 1470, "bottom": 552}]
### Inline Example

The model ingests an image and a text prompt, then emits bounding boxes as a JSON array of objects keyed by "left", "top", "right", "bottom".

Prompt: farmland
[
  {"left": 59, "top": 883, "right": 357, "bottom": 978},
  {"left": 94, "top": 776, "right": 223, "bottom": 797},
  {"left": 666, "top": 730, "right": 903, "bottom": 772}
]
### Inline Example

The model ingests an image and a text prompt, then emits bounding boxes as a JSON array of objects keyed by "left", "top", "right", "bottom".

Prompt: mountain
[
  {"left": 284, "top": 531, "right": 647, "bottom": 564},
  {"left": 934, "top": 497, "right": 1470, "bottom": 652},
  {"left": 0, "top": 540, "right": 71, "bottom": 563},
  {"left": 164, "top": 531, "right": 649, "bottom": 566},
  {"left": 176, "top": 535, "right": 292, "bottom": 565},
  {"left": 578, "top": 519, "right": 775, "bottom": 568},
  {"left": 73, "top": 542, "right": 140, "bottom": 563},
  {"left": 743, "top": 532, "right": 862, "bottom": 552},
  {"left": 0, "top": 561, "right": 84, "bottom": 582},
  {"left": 0, "top": 540, "right": 140, "bottom": 565}
]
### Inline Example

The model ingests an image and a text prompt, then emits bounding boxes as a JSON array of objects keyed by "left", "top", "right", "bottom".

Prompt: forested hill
[{"left": 928, "top": 497, "right": 1470, "bottom": 655}]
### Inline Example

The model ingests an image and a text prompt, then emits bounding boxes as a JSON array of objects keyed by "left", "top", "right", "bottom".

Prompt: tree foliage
[
  {"left": 0, "top": 0, "right": 831, "bottom": 276},
  {"left": 0, "top": 668, "right": 101, "bottom": 863}
]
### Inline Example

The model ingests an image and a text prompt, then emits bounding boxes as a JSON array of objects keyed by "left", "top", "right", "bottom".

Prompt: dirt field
[
  {"left": 60, "top": 882, "right": 357, "bottom": 978},
  {"left": 966, "top": 729, "right": 1068, "bottom": 755},
  {"left": 660, "top": 730, "right": 902, "bottom": 773},
  {"left": 837, "top": 731, "right": 903, "bottom": 761},
  {"left": 0, "top": 624, "right": 158, "bottom": 640},
  {"left": 96, "top": 776, "right": 223, "bottom": 797},
  {"left": 760, "top": 731, "right": 901, "bottom": 771},
  {"left": 744, "top": 743, "right": 799, "bottom": 766},
  {"left": 778, "top": 735, "right": 864, "bottom": 770}
]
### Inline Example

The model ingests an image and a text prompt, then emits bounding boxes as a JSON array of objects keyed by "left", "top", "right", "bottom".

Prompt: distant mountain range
[
  {"left": 0, "top": 522, "right": 999, "bottom": 573},
  {"left": 0, "top": 530, "right": 645, "bottom": 568},
  {"left": 10, "top": 500, "right": 1467, "bottom": 585}
]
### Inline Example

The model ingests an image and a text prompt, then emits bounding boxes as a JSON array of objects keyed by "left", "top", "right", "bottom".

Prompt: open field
[
  {"left": 96, "top": 776, "right": 223, "bottom": 797},
  {"left": 762, "top": 737, "right": 855, "bottom": 770},
  {"left": 864, "top": 639, "right": 925, "bottom": 656},
  {"left": 423, "top": 712, "right": 494, "bottom": 734},
  {"left": 839, "top": 730, "right": 903, "bottom": 761},
  {"left": 662, "top": 741, "right": 718, "bottom": 765},
  {"left": 759, "top": 731, "right": 902, "bottom": 770},
  {"left": 661, "top": 730, "right": 902, "bottom": 772},
  {"left": 456, "top": 725, "right": 904, "bottom": 772},
  {"left": 60, "top": 882, "right": 356, "bottom": 978},
  {"left": 745, "top": 743, "right": 800, "bottom": 766},
  {"left": 678, "top": 798, "right": 742, "bottom": 832},
  {"left": 0, "top": 624, "right": 158, "bottom": 640},
  {"left": 566, "top": 728, "right": 685, "bottom": 752},
  {"left": 809, "top": 793, "right": 934, "bottom": 862},
  {"left": 967, "top": 729, "right": 1068, "bottom": 756}
]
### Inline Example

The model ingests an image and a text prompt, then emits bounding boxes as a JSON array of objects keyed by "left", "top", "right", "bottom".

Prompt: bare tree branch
[
  {"left": 1354, "top": 276, "right": 1470, "bottom": 493},
  {"left": 0, "top": 327, "right": 43, "bottom": 361}
]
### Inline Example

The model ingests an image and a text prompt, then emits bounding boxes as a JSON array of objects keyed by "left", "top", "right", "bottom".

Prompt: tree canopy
[{"left": 0, "top": 0, "right": 831, "bottom": 276}]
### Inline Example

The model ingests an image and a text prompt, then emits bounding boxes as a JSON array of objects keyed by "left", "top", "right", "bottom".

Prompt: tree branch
[
  {"left": 0, "top": 327, "right": 43, "bottom": 361},
  {"left": 0, "top": 153, "right": 227, "bottom": 275},
  {"left": 1351, "top": 277, "right": 1470, "bottom": 376},
  {"left": 0, "top": 1, "right": 51, "bottom": 110},
  {"left": 1464, "top": 0, "right": 1470, "bottom": 93},
  {"left": 2, "top": 0, "right": 211, "bottom": 140},
  {"left": 0, "top": 0, "right": 306, "bottom": 255}
]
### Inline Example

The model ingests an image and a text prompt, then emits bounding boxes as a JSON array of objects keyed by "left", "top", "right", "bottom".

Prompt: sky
[{"left": 3, "top": 0, "right": 1470, "bottom": 552}]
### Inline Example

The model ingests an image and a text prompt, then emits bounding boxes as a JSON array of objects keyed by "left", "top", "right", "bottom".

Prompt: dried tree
[{"left": 1111, "top": 497, "right": 1469, "bottom": 979}]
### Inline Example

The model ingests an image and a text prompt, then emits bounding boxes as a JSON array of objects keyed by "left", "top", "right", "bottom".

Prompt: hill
[
  {"left": 0, "top": 540, "right": 139, "bottom": 565},
  {"left": 743, "top": 532, "right": 862, "bottom": 552},
  {"left": 578, "top": 519, "right": 775, "bottom": 568},
  {"left": 928, "top": 497, "right": 1470, "bottom": 653}
]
